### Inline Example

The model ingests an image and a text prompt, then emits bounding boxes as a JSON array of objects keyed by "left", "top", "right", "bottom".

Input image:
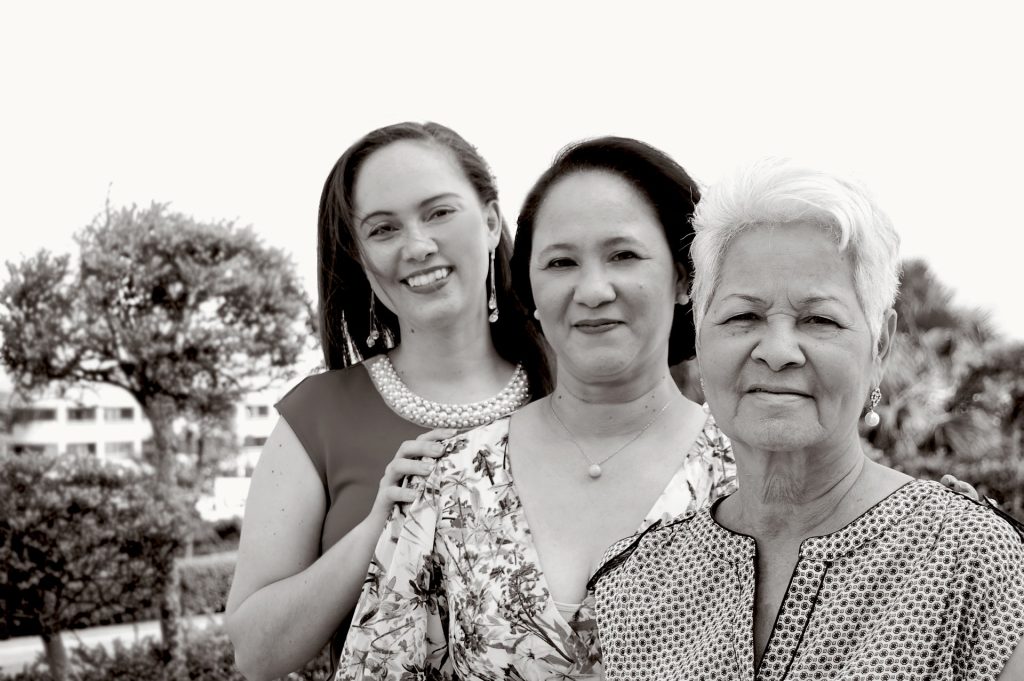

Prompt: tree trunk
[
  {"left": 160, "top": 561, "right": 187, "bottom": 681},
  {"left": 143, "top": 395, "right": 179, "bottom": 489},
  {"left": 41, "top": 631, "right": 68, "bottom": 681}
]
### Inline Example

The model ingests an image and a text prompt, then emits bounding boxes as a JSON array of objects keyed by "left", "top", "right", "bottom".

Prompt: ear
[
  {"left": 673, "top": 262, "right": 691, "bottom": 305},
  {"left": 872, "top": 308, "right": 898, "bottom": 379},
  {"left": 484, "top": 200, "right": 502, "bottom": 251}
]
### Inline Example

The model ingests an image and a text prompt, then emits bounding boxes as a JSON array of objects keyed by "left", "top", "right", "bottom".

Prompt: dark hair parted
[
  {"left": 511, "top": 136, "right": 701, "bottom": 365},
  {"left": 317, "top": 121, "right": 552, "bottom": 395}
]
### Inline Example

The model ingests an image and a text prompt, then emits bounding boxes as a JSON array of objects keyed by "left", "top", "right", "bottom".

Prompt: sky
[{"left": 2, "top": 2, "right": 1022, "bottom": 340}]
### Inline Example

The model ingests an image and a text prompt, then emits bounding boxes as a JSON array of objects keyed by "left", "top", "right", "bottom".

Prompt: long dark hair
[
  {"left": 318, "top": 121, "right": 551, "bottom": 395},
  {"left": 512, "top": 136, "right": 701, "bottom": 365}
]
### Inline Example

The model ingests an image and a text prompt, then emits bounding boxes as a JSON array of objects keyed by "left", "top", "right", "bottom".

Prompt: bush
[
  {"left": 191, "top": 518, "right": 241, "bottom": 556},
  {"left": 0, "top": 628, "right": 333, "bottom": 681},
  {"left": 0, "top": 452, "right": 190, "bottom": 648},
  {"left": 179, "top": 554, "right": 235, "bottom": 616}
]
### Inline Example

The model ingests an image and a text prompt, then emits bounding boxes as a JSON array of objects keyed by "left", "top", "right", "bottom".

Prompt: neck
[
  {"left": 720, "top": 436, "right": 870, "bottom": 539},
  {"left": 388, "top": 313, "right": 511, "bottom": 400},
  {"left": 548, "top": 368, "right": 680, "bottom": 440}
]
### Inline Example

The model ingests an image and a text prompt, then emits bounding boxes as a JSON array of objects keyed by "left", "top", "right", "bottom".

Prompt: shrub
[
  {"left": 179, "top": 554, "right": 235, "bottom": 616},
  {"left": 0, "top": 628, "right": 333, "bottom": 681}
]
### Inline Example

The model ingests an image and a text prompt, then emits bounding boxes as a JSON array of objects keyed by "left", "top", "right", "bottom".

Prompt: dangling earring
[
  {"left": 487, "top": 250, "right": 499, "bottom": 323},
  {"left": 366, "top": 292, "right": 381, "bottom": 348},
  {"left": 864, "top": 387, "right": 881, "bottom": 427}
]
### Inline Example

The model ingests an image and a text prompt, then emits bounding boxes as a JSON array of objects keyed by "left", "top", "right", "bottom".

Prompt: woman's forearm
[{"left": 226, "top": 515, "right": 386, "bottom": 681}]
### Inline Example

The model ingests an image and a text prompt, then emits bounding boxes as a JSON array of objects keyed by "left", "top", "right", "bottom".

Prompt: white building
[{"left": 2, "top": 380, "right": 286, "bottom": 476}]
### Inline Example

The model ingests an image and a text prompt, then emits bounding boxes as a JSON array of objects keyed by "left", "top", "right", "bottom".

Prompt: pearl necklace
[
  {"left": 368, "top": 355, "right": 530, "bottom": 429},
  {"left": 548, "top": 396, "right": 675, "bottom": 479}
]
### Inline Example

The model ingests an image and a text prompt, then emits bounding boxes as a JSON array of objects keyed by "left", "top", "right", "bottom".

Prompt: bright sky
[{"left": 2, "top": 2, "right": 1022, "bottom": 340}]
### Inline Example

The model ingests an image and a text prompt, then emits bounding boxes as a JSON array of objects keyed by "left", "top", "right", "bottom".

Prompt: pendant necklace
[{"left": 547, "top": 395, "right": 675, "bottom": 479}]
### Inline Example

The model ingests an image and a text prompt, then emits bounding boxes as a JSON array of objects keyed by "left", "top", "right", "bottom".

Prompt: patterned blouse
[
  {"left": 593, "top": 479, "right": 1024, "bottom": 681},
  {"left": 336, "top": 412, "right": 736, "bottom": 680}
]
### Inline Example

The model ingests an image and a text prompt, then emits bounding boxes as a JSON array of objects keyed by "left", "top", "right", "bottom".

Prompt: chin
[{"left": 741, "top": 418, "right": 823, "bottom": 452}]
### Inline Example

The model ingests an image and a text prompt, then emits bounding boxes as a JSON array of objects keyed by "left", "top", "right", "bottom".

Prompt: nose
[
  {"left": 572, "top": 263, "right": 616, "bottom": 308},
  {"left": 399, "top": 223, "right": 438, "bottom": 262},
  {"left": 751, "top": 316, "right": 806, "bottom": 371}
]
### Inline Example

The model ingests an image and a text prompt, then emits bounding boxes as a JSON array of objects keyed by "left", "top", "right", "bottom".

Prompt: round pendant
[
  {"left": 587, "top": 464, "right": 603, "bottom": 479},
  {"left": 864, "top": 410, "right": 880, "bottom": 427}
]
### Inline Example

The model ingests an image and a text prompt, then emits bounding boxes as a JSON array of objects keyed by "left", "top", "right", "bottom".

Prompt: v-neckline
[{"left": 500, "top": 411, "right": 714, "bottom": 634}]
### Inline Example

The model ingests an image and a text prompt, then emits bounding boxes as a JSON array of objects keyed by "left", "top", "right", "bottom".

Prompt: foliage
[
  {"left": 0, "top": 629, "right": 333, "bottom": 681},
  {"left": 190, "top": 518, "right": 241, "bottom": 556},
  {"left": 0, "top": 452, "right": 192, "bottom": 678},
  {"left": 0, "top": 202, "right": 311, "bottom": 486},
  {"left": 867, "top": 259, "right": 1024, "bottom": 521},
  {"left": 178, "top": 555, "right": 235, "bottom": 616}
]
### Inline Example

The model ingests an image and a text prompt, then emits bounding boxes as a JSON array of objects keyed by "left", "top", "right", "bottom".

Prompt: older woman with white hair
[{"left": 591, "top": 158, "right": 1024, "bottom": 680}]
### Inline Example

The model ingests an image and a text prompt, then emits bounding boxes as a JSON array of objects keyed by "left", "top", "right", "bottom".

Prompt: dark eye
[
  {"left": 368, "top": 222, "right": 397, "bottom": 238},
  {"left": 427, "top": 206, "right": 456, "bottom": 221},
  {"left": 610, "top": 251, "right": 640, "bottom": 261},
  {"left": 546, "top": 257, "right": 576, "bottom": 269},
  {"left": 805, "top": 316, "right": 839, "bottom": 326},
  {"left": 726, "top": 313, "right": 759, "bottom": 323}
]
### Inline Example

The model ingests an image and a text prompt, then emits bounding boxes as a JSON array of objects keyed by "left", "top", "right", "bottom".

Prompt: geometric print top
[
  {"left": 336, "top": 412, "right": 737, "bottom": 681},
  {"left": 593, "top": 480, "right": 1024, "bottom": 681}
]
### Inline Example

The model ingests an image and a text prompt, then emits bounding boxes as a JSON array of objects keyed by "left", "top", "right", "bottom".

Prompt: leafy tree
[
  {"left": 0, "top": 452, "right": 193, "bottom": 681},
  {"left": 0, "top": 202, "right": 311, "bottom": 487},
  {"left": 867, "top": 259, "right": 1024, "bottom": 519},
  {"left": 0, "top": 202, "right": 312, "bottom": 677}
]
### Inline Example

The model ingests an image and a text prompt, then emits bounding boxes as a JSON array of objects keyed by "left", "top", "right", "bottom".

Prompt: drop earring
[
  {"left": 487, "top": 250, "right": 499, "bottom": 323},
  {"left": 366, "top": 292, "right": 381, "bottom": 348},
  {"left": 864, "top": 387, "right": 881, "bottom": 427}
]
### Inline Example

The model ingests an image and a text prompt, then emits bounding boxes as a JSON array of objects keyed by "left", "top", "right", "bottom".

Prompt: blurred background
[{"left": 1, "top": 2, "right": 1021, "bottom": 679}]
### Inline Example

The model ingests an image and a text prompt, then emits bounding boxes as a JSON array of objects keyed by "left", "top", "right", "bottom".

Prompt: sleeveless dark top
[{"left": 274, "top": 363, "right": 428, "bottom": 663}]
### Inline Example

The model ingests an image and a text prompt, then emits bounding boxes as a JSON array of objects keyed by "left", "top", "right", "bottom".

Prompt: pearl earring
[{"left": 864, "top": 387, "right": 882, "bottom": 427}]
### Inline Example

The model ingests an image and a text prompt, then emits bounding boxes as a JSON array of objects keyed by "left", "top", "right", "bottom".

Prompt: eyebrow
[
  {"left": 721, "top": 293, "right": 847, "bottom": 307},
  {"left": 358, "top": 192, "right": 462, "bottom": 227},
  {"left": 536, "top": 235, "right": 643, "bottom": 258}
]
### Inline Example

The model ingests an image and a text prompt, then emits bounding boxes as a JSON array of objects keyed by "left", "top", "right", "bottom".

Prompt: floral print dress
[{"left": 336, "top": 411, "right": 736, "bottom": 681}]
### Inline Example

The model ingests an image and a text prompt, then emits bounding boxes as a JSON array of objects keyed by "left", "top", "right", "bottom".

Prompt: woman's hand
[
  {"left": 368, "top": 428, "right": 456, "bottom": 523},
  {"left": 940, "top": 473, "right": 986, "bottom": 504}
]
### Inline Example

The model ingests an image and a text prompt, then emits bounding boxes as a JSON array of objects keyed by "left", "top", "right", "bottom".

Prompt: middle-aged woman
[
  {"left": 592, "top": 158, "right": 1024, "bottom": 680},
  {"left": 336, "top": 137, "right": 737, "bottom": 679}
]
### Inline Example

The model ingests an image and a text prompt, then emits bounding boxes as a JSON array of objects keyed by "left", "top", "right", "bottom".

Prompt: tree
[
  {"left": 0, "top": 452, "right": 193, "bottom": 681},
  {"left": 867, "top": 259, "right": 1024, "bottom": 520},
  {"left": 0, "top": 202, "right": 312, "bottom": 677},
  {"left": 0, "top": 202, "right": 311, "bottom": 487}
]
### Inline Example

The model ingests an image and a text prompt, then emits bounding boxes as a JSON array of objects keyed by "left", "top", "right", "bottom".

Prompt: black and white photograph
[{"left": 1, "top": 3, "right": 1022, "bottom": 680}]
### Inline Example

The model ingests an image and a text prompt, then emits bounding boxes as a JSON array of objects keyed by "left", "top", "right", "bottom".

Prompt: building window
[
  {"left": 245, "top": 405, "right": 270, "bottom": 418},
  {"left": 242, "top": 435, "right": 267, "bottom": 447},
  {"left": 67, "top": 407, "right": 97, "bottom": 422},
  {"left": 103, "top": 407, "right": 134, "bottom": 422},
  {"left": 13, "top": 408, "right": 58, "bottom": 424},
  {"left": 12, "top": 443, "right": 58, "bottom": 455},
  {"left": 67, "top": 442, "right": 97, "bottom": 455},
  {"left": 104, "top": 441, "right": 135, "bottom": 456}
]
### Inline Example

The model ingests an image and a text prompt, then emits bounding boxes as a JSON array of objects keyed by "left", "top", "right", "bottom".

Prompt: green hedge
[
  {"left": 0, "top": 628, "right": 331, "bottom": 681},
  {"left": 1, "top": 555, "right": 235, "bottom": 639}
]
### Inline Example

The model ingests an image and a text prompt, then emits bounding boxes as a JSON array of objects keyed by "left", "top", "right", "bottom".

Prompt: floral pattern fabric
[{"left": 336, "top": 411, "right": 736, "bottom": 680}]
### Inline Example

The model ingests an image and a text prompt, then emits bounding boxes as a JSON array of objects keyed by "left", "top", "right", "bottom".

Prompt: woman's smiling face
[
  {"left": 529, "top": 170, "right": 684, "bottom": 386},
  {"left": 697, "top": 222, "right": 894, "bottom": 455},
  {"left": 352, "top": 139, "right": 500, "bottom": 332}
]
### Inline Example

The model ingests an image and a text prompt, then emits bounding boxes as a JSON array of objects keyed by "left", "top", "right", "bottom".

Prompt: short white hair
[{"left": 690, "top": 157, "right": 901, "bottom": 349}]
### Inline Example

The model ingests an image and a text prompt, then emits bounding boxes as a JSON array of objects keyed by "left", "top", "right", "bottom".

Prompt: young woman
[{"left": 225, "top": 122, "right": 549, "bottom": 681}]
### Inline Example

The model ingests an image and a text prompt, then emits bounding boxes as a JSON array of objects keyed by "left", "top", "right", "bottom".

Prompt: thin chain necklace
[
  {"left": 368, "top": 354, "right": 530, "bottom": 429},
  {"left": 547, "top": 395, "right": 675, "bottom": 479}
]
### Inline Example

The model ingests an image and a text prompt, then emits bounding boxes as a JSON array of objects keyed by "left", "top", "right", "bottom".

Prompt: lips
[
  {"left": 573, "top": 318, "right": 623, "bottom": 333},
  {"left": 402, "top": 266, "right": 451, "bottom": 289},
  {"left": 747, "top": 385, "right": 811, "bottom": 397}
]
